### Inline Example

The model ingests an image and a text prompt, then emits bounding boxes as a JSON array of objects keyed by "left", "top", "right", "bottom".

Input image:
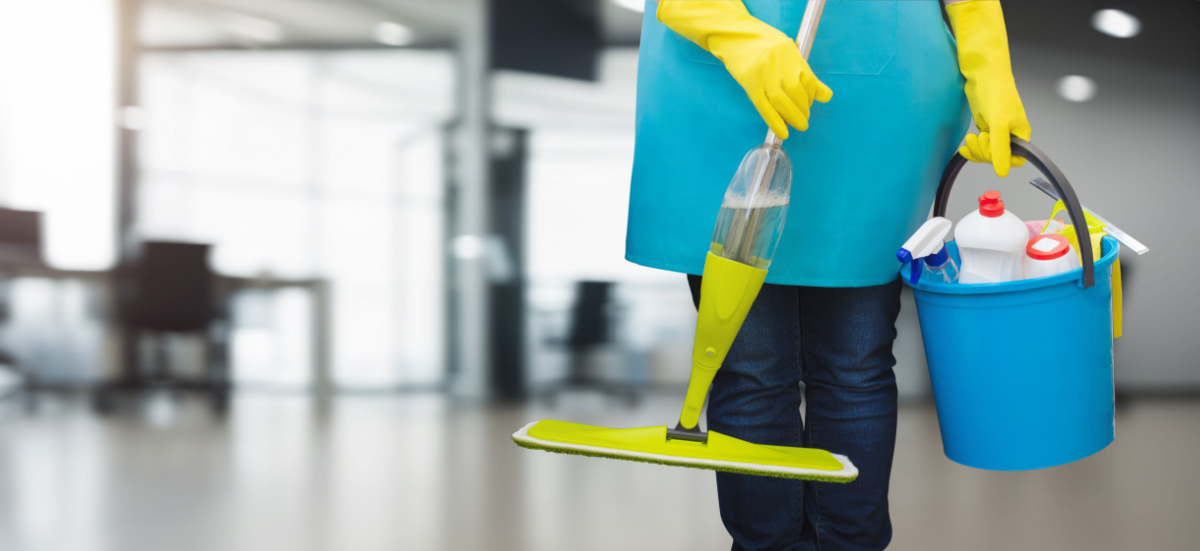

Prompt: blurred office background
[{"left": 0, "top": 1, "right": 1195, "bottom": 550}]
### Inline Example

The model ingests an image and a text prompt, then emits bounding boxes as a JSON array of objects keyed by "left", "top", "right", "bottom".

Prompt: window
[{"left": 139, "top": 50, "right": 454, "bottom": 388}]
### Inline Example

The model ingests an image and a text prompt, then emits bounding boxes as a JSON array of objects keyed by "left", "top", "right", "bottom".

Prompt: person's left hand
[
  {"left": 960, "top": 129, "right": 1029, "bottom": 176},
  {"left": 947, "top": 0, "right": 1032, "bottom": 177}
]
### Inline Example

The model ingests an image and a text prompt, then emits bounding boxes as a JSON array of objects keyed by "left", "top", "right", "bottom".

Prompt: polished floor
[{"left": 0, "top": 393, "right": 1197, "bottom": 551}]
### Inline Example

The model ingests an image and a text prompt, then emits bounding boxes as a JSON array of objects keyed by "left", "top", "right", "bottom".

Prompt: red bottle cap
[
  {"left": 979, "top": 190, "right": 1005, "bottom": 218},
  {"left": 1026, "top": 234, "right": 1072, "bottom": 261}
]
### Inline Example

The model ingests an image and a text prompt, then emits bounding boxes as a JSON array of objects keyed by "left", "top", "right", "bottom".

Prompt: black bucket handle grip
[{"left": 933, "top": 136, "right": 1095, "bottom": 289}]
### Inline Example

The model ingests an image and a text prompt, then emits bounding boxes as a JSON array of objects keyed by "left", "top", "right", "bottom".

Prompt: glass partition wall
[{"left": 139, "top": 50, "right": 453, "bottom": 389}]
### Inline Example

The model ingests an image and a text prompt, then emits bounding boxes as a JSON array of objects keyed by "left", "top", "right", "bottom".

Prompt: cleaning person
[
  {"left": 623, "top": 1, "right": 1032, "bottom": 549},
  {"left": 516, "top": 0, "right": 859, "bottom": 483}
]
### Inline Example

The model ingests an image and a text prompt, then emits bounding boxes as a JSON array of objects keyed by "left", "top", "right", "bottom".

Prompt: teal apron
[{"left": 625, "top": 0, "right": 971, "bottom": 287}]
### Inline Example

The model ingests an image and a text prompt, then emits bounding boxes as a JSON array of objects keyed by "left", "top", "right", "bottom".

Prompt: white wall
[{"left": 0, "top": 0, "right": 116, "bottom": 270}]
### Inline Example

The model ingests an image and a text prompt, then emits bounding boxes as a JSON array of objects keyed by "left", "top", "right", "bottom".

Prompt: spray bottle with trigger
[{"left": 896, "top": 217, "right": 959, "bottom": 284}]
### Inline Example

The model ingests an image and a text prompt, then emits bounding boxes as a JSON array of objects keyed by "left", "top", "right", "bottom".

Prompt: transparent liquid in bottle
[
  {"left": 709, "top": 144, "right": 792, "bottom": 270},
  {"left": 710, "top": 194, "right": 789, "bottom": 269}
]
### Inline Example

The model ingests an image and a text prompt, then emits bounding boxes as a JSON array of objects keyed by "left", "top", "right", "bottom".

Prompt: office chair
[
  {"left": 540, "top": 281, "right": 638, "bottom": 405},
  {"left": 94, "top": 241, "right": 231, "bottom": 414},
  {"left": 0, "top": 208, "right": 42, "bottom": 266},
  {"left": 0, "top": 208, "right": 42, "bottom": 410}
]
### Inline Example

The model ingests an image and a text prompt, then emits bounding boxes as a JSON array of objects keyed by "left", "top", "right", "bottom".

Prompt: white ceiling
[{"left": 142, "top": 0, "right": 644, "bottom": 49}]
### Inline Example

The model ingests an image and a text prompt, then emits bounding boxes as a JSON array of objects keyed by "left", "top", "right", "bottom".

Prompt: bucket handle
[{"left": 933, "top": 136, "right": 1095, "bottom": 289}]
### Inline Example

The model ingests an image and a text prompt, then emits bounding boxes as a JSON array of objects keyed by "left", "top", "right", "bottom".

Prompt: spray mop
[{"left": 513, "top": 0, "right": 857, "bottom": 482}]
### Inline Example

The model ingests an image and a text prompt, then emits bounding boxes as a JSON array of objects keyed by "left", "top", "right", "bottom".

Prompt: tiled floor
[{"left": 0, "top": 393, "right": 1196, "bottom": 551}]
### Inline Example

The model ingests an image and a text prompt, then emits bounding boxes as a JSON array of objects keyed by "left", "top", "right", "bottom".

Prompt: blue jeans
[{"left": 687, "top": 276, "right": 902, "bottom": 551}]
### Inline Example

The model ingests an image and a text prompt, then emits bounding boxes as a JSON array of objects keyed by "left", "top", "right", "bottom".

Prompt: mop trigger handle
[{"left": 932, "top": 136, "right": 1096, "bottom": 289}]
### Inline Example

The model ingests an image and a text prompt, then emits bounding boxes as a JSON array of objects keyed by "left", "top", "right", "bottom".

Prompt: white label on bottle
[{"left": 1032, "top": 237, "right": 1060, "bottom": 253}]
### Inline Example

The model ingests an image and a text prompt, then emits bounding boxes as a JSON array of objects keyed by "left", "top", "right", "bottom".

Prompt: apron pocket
[
  {"left": 784, "top": 0, "right": 898, "bottom": 76},
  {"left": 674, "top": 31, "right": 723, "bottom": 66}
]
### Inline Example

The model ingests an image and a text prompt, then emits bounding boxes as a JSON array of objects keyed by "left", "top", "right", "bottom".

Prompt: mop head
[{"left": 513, "top": 419, "right": 857, "bottom": 482}]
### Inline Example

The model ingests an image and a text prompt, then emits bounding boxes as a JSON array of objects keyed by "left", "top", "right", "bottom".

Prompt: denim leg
[
  {"left": 798, "top": 280, "right": 901, "bottom": 551},
  {"left": 688, "top": 276, "right": 806, "bottom": 551}
]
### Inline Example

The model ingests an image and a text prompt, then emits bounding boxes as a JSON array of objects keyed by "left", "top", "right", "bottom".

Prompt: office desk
[
  {"left": 0, "top": 264, "right": 331, "bottom": 397},
  {"left": 218, "top": 275, "right": 333, "bottom": 400}
]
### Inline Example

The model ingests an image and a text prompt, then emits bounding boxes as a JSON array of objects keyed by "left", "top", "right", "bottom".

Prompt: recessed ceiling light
[
  {"left": 611, "top": 0, "right": 645, "bottom": 13},
  {"left": 1092, "top": 9, "right": 1140, "bottom": 38},
  {"left": 1057, "top": 75, "right": 1097, "bottom": 103},
  {"left": 375, "top": 21, "right": 414, "bottom": 47}
]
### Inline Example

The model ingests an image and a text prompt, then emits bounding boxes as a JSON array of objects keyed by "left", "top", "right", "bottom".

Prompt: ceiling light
[
  {"left": 375, "top": 21, "right": 414, "bottom": 46},
  {"left": 1057, "top": 75, "right": 1096, "bottom": 103},
  {"left": 1092, "top": 9, "right": 1140, "bottom": 38},
  {"left": 611, "top": 0, "right": 645, "bottom": 13}
]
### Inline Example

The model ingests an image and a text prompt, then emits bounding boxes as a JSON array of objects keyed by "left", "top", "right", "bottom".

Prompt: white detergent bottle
[{"left": 956, "top": 191, "right": 1028, "bottom": 284}]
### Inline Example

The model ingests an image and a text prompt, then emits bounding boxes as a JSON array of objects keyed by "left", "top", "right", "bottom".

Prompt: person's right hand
[{"left": 658, "top": 1, "right": 832, "bottom": 140}]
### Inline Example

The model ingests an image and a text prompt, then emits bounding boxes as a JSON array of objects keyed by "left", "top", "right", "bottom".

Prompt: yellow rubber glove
[
  {"left": 947, "top": 0, "right": 1031, "bottom": 177},
  {"left": 658, "top": 1, "right": 832, "bottom": 140}
]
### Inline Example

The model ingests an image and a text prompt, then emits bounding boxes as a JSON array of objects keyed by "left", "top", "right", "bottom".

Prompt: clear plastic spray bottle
[
  {"left": 710, "top": 144, "right": 792, "bottom": 269},
  {"left": 897, "top": 217, "right": 959, "bottom": 284}
]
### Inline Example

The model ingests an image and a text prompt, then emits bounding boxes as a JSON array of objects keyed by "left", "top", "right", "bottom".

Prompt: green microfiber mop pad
[{"left": 512, "top": 420, "right": 857, "bottom": 482}]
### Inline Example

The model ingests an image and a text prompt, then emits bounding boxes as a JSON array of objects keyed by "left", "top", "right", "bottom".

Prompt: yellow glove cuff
[
  {"left": 947, "top": 0, "right": 1031, "bottom": 177},
  {"left": 657, "top": 0, "right": 832, "bottom": 139},
  {"left": 657, "top": 0, "right": 759, "bottom": 54}
]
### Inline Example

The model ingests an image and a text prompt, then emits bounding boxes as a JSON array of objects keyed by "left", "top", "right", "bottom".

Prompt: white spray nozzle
[{"left": 897, "top": 217, "right": 952, "bottom": 264}]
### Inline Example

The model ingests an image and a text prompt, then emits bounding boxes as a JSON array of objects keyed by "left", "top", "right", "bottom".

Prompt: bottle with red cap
[
  {"left": 1024, "top": 233, "right": 1080, "bottom": 279},
  {"left": 955, "top": 190, "right": 1029, "bottom": 284}
]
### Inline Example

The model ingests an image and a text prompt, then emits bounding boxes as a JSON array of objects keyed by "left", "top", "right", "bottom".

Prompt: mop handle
[{"left": 764, "top": 0, "right": 826, "bottom": 147}]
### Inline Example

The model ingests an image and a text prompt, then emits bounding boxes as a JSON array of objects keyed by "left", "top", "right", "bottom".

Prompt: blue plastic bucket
[{"left": 905, "top": 138, "right": 1117, "bottom": 471}]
